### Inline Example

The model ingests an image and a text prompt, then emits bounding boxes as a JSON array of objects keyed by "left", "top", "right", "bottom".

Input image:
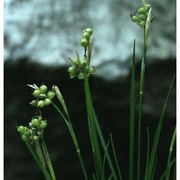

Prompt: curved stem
[{"left": 52, "top": 102, "right": 89, "bottom": 180}]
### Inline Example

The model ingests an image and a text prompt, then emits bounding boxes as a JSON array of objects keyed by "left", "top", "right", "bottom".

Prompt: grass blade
[
  {"left": 146, "top": 75, "right": 175, "bottom": 179},
  {"left": 144, "top": 127, "right": 150, "bottom": 180},
  {"left": 110, "top": 134, "right": 123, "bottom": 180},
  {"left": 165, "top": 128, "right": 176, "bottom": 180},
  {"left": 91, "top": 105, "right": 118, "bottom": 180},
  {"left": 129, "top": 39, "right": 136, "bottom": 180}
]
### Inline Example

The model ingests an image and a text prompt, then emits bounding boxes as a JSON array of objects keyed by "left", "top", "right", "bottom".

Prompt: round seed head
[
  {"left": 39, "top": 84, "right": 48, "bottom": 94},
  {"left": 85, "top": 28, "right": 93, "bottom": 35},
  {"left": 44, "top": 98, "right": 52, "bottom": 106},
  {"left": 31, "top": 118, "right": 39, "bottom": 127},
  {"left": 17, "top": 126, "right": 25, "bottom": 134},
  {"left": 137, "top": 7, "right": 147, "bottom": 15},
  {"left": 81, "top": 38, "right": 89, "bottom": 47},
  {"left": 82, "top": 31, "right": 91, "bottom": 40},
  {"left": 131, "top": 15, "right": 139, "bottom": 22},
  {"left": 89, "top": 66, "right": 96, "bottom": 74},
  {"left": 138, "top": 21, "right": 145, "bottom": 27},
  {"left": 37, "top": 100, "right": 45, "bottom": 108},
  {"left": 77, "top": 72, "right": 84, "bottom": 80},
  {"left": 33, "top": 89, "right": 41, "bottom": 98},
  {"left": 47, "top": 91, "right": 55, "bottom": 100},
  {"left": 39, "top": 121, "right": 47, "bottom": 129}
]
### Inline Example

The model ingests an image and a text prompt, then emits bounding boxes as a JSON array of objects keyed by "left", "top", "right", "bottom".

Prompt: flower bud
[
  {"left": 39, "top": 85, "right": 48, "bottom": 94},
  {"left": 80, "top": 59, "right": 87, "bottom": 66},
  {"left": 138, "top": 21, "right": 145, "bottom": 27},
  {"left": 33, "top": 135, "right": 39, "bottom": 142},
  {"left": 37, "top": 100, "right": 45, "bottom": 108},
  {"left": 139, "top": 14, "right": 147, "bottom": 21},
  {"left": 137, "top": 7, "right": 147, "bottom": 15},
  {"left": 44, "top": 98, "right": 52, "bottom": 106},
  {"left": 22, "top": 135, "right": 28, "bottom": 141},
  {"left": 82, "top": 31, "right": 91, "bottom": 40},
  {"left": 29, "top": 100, "right": 38, "bottom": 106},
  {"left": 31, "top": 118, "right": 39, "bottom": 127},
  {"left": 33, "top": 89, "right": 41, "bottom": 98},
  {"left": 85, "top": 28, "right": 93, "bottom": 35},
  {"left": 17, "top": 126, "right": 25, "bottom": 134},
  {"left": 131, "top": 15, "right": 139, "bottom": 22},
  {"left": 47, "top": 91, "right": 55, "bottom": 100},
  {"left": 81, "top": 38, "right": 89, "bottom": 47},
  {"left": 39, "top": 121, "right": 47, "bottom": 129},
  {"left": 68, "top": 66, "right": 76, "bottom": 77},
  {"left": 72, "top": 58, "right": 80, "bottom": 65},
  {"left": 89, "top": 66, "right": 96, "bottom": 74},
  {"left": 77, "top": 72, "right": 84, "bottom": 80},
  {"left": 24, "top": 129, "right": 32, "bottom": 136}
]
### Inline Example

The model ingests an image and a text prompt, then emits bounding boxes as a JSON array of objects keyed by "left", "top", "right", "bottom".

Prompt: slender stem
[
  {"left": 91, "top": 106, "right": 118, "bottom": 180},
  {"left": 110, "top": 134, "right": 123, "bottom": 180},
  {"left": 165, "top": 128, "right": 176, "bottom": 180},
  {"left": 41, "top": 137, "right": 57, "bottom": 180},
  {"left": 25, "top": 142, "right": 51, "bottom": 179},
  {"left": 129, "top": 40, "right": 136, "bottom": 180},
  {"left": 137, "top": 27, "right": 147, "bottom": 180},
  {"left": 84, "top": 76, "right": 103, "bottom": 180},
  {"left": 35, "top": 142, "right": 52, "bottom": 180},
  {"left": 147, "top": 75, "right": 175, "bottom": 179},
  {"left": 144, "top": 127, "right": 150, "bottom": 180},
  {"left": 52, "top": 102, "right": 89, "bottom": 180}
]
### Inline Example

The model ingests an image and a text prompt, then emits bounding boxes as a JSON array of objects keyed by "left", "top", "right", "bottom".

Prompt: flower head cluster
[
  {"left": 131, "top": 3, "right": 153, "bottom": 27},
  {"left": 28, "top": 84, "right": 55, "bottom": 108},
  {"left": 68, "top": 27, "right": 96, "bottom": 80},
  {"left": 17, "top": 116, "right": 47, "bottom": 144},
  {"left": 80, "top": 28, "right": 93, "bottom": 47},
  {"left": 68, "top": 55, "right": 96, "bottom": 80}
]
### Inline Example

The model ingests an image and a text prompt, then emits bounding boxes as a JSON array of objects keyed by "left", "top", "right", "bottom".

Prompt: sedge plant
[{"left": 17, "top": 0, "right": 176, "bottom": 179}]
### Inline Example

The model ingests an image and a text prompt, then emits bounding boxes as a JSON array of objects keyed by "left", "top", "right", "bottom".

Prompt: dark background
[{"left": 4, "top": 58, "right": 176, "bottom": 180}]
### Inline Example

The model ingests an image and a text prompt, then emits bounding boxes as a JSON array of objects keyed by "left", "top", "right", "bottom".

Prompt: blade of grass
[
  {"left": 146, "top": 75, "right": 175, "bottom": 179},
  {"left": 159, "top": 158, "right": 176, "bottom": 180},
  {"left": 41, "top": 137, "right": 56, "bottom": 180},
  {"left": 52, "top": 102, "right": 89, "bottom": 180},
  {"left": 84, "top": 77, "right": 103, "bottom": 180},
  {"left": 110, "top": 134, "right": 123, "bottom": 180},
  {"left": 25, "top": 141, "right": 51, "bottom": 179},
  {"left": 91, "top": 105, "right": 118, "bottom": 180},
  {"left": 144, "top": 127, "right": 150, "bottom": 180},
  {"left": 165, "top": 128, "right": 176, "bottom": 180},
  {"left": 151, "top": 155, "right": 158, "bottom": 180},
  {"left": 101, "top": 140, "right": 111, "bottom": 178},
  {"left": 129, "top": 39, "right": 136, "bottom": 180}
]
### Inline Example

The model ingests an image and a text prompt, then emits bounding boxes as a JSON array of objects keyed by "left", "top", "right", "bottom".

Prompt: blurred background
[{"left": 4, "top": 0, "right": 176, "bottom": 179}]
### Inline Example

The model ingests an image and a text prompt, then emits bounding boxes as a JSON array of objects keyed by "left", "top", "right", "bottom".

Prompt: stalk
[
  {"left": 137, "top": 26, "right": 148, "bottom": 180},
  {"left": 41, "top": 137, "right": 56, "bottom": 180},
  {"left": 84, "top": 76, "right": 103, "bottom": 180},
  {"left": 129, "top": 39, "right": 136, "bottom": 180},
  {"left": 52, "top": 102, "right": 89, "bottom": 180},
  {"left": 165, "top": 128, "right": 176, "bottom": 180}
]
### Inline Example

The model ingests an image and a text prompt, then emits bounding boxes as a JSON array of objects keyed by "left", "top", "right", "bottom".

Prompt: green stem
[
  {"left": 129, "top": 39, "right": 136, "bottom": 180},
  {"left": 52, "top": 102, "right": 89, "bottom": 180},
  {"left": 165, "top": 128, "right": 176, "bottom": 180},
  {"left": 84, "top": 76, "right": 103, "bottom": 180},
  {"left": 147, "top": 75, "right": 175, "bottom": 179},
  {"left": 137, "top": 27, "right": 147, "bottom": 180},
  {"left": 35, "top": 142, "right": 52, "bottom": 180},
  {"left": 91, "top": 106, "right": 118, "bottom": 180},
  {"left": 25, "top": 142, "right": 51, "bottom": 180},
  {"left": 41, "top": 137, "right": 57, "bottom": 180}
]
